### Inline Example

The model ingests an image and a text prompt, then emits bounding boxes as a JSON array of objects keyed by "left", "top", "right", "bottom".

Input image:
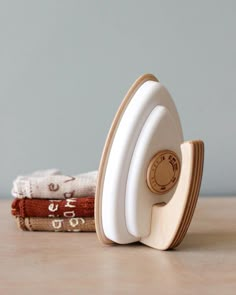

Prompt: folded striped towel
[{"left": 11, "top": 197, "right": 94, "bottom": 218}]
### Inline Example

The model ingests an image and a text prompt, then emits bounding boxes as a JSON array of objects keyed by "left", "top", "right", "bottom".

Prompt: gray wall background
[{"left": 1, "top": 1, "right": 235, "bottom": 198}]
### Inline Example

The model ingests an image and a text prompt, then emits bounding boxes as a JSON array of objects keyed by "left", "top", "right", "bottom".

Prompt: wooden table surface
[{"left": 1, "top": 197, "right": 236, "bottom": 295}]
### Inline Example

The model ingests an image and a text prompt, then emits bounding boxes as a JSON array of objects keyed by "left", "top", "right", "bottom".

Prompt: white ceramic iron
[{"left": 95, "top": 74, "right": 204, "bottom": 250}]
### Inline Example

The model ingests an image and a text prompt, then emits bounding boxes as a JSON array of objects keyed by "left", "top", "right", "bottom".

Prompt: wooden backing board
[
  {"left": 141, "top": 140, "right": 204, "bottom": 250},
  {"left": 171, "top": 141, "right": 204, "bottom": 248}
]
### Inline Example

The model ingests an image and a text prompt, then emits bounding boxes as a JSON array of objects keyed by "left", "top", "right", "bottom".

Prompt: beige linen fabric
[{"left": 12, "top": 169, "right": 97, "bottom": 199}]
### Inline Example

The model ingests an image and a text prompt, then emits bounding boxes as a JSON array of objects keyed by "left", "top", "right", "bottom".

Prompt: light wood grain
[
  {"left": 141, "top": 140, "right": 204, "bottom": 250},
  {"left": 1, "top": 198, "right": 236, "bottom": 295}
]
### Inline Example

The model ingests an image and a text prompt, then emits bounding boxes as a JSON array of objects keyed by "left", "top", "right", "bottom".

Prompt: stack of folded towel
[{"left": 11, "top": 169, "right": 97, "bottom": 232}]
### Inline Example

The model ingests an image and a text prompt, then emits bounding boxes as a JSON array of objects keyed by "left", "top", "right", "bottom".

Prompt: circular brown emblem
[{"left": 146, "top": 150, "right": 180, "bottom": 194}]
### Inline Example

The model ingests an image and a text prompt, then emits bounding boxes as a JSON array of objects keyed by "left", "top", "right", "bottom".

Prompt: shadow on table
[{"left": 179, "top": 231, "right": 236, "bottom": 252}]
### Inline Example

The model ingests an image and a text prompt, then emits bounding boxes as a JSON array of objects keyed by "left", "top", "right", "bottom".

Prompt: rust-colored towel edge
[{"left": 11, "top": 197, "right": 94, "bottom": 218}]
